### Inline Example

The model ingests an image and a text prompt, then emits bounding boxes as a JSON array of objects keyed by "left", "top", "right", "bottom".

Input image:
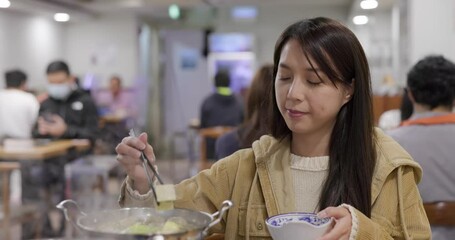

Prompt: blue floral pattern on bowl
[
  {"left": 266, "top": 212, "right": 331, "bottom": 227},
  {"left": 265, "top": 212, "right": 333, "bottom": 240}
]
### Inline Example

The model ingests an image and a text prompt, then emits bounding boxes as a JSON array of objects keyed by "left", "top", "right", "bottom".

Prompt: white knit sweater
[
  {"left": 291, "top": 154, "right": 329, "bottom": 213},
  {"left": 291, "top": 154, "right": 357, "bottom": 239}
]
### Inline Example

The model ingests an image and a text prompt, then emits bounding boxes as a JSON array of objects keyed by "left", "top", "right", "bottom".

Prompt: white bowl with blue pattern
[{"left": 265, "top": 212, "right": 332, "bottom": 240}]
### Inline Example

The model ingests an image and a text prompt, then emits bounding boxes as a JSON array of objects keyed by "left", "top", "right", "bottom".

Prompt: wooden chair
[
  {"left": 423, "top": 201, "right": 455, "bottom": 226},
  {"left": 0, "top": 162, "right": 40, "bottom": 239},
  {"left": 373, "top": 94, "right": 403, "bottom": 125},
  {"left": 198, "top": 126, "right": 234, "bottom": 171},
  {"left": 0, "top": 162, "right": 20, "bottom": 238}
]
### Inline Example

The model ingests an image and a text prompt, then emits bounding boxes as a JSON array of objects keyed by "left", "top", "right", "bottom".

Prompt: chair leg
[
  {"left": 2, "top": 171, "right": 11, "bottom": 240},
  {"left": 199, "top": 137, "right": 207, "bottom": 171}
]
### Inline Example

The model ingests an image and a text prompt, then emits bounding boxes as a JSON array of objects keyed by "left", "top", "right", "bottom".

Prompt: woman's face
[{"left": 275, "top": 39, "right": 352, "bottom": 137}]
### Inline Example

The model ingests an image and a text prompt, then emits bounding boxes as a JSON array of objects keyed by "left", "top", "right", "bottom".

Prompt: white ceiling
[
  {"left": 8, "top": 0, "right": 353, "bottom": 21},
  {"left": 7, "top": 0, "right": 395, "bottom": 23},
  {"left": 56, "top": 0, "right": 353, "bottom": 10}
]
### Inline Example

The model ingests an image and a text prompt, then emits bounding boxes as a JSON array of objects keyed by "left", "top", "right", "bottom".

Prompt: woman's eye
[
  {"left": 279, "top": 76, "right": 291, "bottom": 81},
  {"left": 308, "top": 80, "right": 322, "bottom": 85}
]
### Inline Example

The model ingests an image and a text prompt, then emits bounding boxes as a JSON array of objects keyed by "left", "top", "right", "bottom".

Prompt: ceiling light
[
  {"left": 54, "top": 13, "right": 70, "bottom": 22},
  {"left": 0, "top": 0, "right": 11, "bottom": 8},
  {"left": 353, "top": 15, "right": 368, "bottom": 25},
  {"left": 231, "top": 6, "right": 258, "bottom": 21},
  {"left": 360, "top": 0, "right": 378, "bottom": 10},
  {"left": 168, "top": 4, "right": 180, "bottom": 20}
]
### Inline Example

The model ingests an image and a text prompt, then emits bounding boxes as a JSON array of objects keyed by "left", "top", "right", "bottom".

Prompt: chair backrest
[
  {"left": 423, "top": 201, "right": 455, "bottom": 226},
  {"left": 198, "top": 126, "right": 234, "bottom": 170}
]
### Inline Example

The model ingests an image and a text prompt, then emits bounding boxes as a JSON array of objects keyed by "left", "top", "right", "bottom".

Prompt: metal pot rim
[
  {"left": 57, "top": 199, "right": 233, "bottom": 238},
  {"left": 76, "top": 207, "right": 213, "bottom": 237}
]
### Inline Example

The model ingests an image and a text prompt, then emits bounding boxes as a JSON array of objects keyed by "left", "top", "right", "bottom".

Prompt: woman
[
  {"left": 116, "top": 17, "right": 430, "bottom": 239},
  {"left": 215, "top": 64, "right": 273, "bottom": 159}
]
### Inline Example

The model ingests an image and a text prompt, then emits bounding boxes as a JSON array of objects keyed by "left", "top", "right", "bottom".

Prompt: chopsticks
[
  {"left": 128, "top": 129, "right": 176, "bottom": 210},
  {"left": 129, "top": 129, "right": 164, "bottom": 184},
  {"left": 128, "top": 129, "right": 161, "bottom": 204}
]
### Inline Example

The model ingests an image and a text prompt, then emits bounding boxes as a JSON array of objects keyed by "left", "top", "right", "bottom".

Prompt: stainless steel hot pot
[{"left": 57, "top": 199, "right": 232, "bottom": 240}]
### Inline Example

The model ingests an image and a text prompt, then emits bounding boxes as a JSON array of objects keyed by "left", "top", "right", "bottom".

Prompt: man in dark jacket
[
  {"left": 25, "top": 61, "right": 99, "bottom": 238},
  {"left": 200, "top": 70, "right": 244, "bottom": 160},
  {"left": 34, "top": 61, "right": 98, "bottom": 142}
]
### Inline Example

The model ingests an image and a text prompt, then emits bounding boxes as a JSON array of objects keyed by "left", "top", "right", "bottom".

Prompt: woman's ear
[{"left": 343, "top": 79, "right": 355, "bottom": 104}]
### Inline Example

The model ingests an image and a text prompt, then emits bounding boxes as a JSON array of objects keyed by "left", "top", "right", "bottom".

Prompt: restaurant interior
[{"left": 0, "top": 0, "right": 454, "bottom": 239}]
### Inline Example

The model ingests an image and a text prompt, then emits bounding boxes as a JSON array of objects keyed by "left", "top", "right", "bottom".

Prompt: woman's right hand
[{"left": 115, "top": 132, "right": 156, "bottom": 194}]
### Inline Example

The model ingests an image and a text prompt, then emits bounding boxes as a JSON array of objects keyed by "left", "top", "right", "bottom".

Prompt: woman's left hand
[{"left": 317, "top": 206, "right": 352, "bottom": 240}]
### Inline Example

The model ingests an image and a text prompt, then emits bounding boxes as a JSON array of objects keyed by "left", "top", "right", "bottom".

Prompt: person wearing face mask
[
  {"left": 25, "top": 61, "right": 99, "bottom": 238},
  {"left": 33, "top": 60, "right": 99, "bottom": 142}
]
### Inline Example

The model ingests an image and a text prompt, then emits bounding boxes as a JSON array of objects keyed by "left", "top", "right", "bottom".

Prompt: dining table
[
  {"left": 0, "top": 138, "right": 90, "bottom": 239},
  {"left": 98, "top": 114, "right": 125, "bottom": 128},
  {"left": 0, "top": 139, "right": 90, "bottom": 161}
]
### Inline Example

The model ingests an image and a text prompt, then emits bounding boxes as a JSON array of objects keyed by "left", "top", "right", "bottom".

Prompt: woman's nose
[{"left": 287, "top": 79, "right": 305, "bottom": 101}]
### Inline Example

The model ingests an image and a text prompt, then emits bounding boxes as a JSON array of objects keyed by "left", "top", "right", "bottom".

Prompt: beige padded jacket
[{"left": 119, "top": 129, "right": 431, "bottom": 239}]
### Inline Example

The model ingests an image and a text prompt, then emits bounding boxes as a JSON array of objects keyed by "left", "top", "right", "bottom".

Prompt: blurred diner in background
[
  {"left": 387, "top": 55, "right": 455, "bottom": 239},
  {"left": 0, "top": 0, "right": 455, "bottom": 239}
]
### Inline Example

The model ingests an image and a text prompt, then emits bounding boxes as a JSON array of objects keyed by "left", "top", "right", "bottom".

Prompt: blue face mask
[{"left": 47, "top": 83, "right": 73, "bottom": 100}]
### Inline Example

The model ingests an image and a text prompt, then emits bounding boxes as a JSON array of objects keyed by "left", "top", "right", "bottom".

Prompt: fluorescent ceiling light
[
  {"left": 231, "top": 6, "right": 258, "bottom": 20},
  {"left": 54, "top": 13, "right": 70, "bottom": 22},
  {"left": 360, "top": 0, "right": 378, "bottom": 10},
  {"left": 168, "top": 4, "right": 180, "bottom": 20},
  {"left": 0, "top": 0, "right": 11, "bottom": 8},
  {"left": 353, "top": 15, "right": 368, "bottom": 25}
]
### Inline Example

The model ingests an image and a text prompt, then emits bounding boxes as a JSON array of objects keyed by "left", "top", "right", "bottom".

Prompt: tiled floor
[{"left": 0, "top": 157, "right": 194, "bottom": 240}]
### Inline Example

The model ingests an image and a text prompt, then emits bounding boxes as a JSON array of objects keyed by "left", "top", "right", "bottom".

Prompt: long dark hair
[
  {"left": 269, "top": 17, "right": 376, "bottom": 216},
  {"left": 238, "top": 64, "right": 274, "bottom": 148}
]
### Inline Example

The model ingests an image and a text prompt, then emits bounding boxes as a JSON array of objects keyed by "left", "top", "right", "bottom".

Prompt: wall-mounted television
[{"left": 209, "top": 33, "right": 254, "bottom": 53}]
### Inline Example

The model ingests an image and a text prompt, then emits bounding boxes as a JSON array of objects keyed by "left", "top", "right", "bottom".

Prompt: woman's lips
[{"left": 286, "top": 109, "right": 307, "bottom": 118}]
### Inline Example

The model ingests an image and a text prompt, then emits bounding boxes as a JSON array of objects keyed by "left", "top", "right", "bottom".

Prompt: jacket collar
[
  {"left": 371, "top": 128, "right": 423, "bottom": 203},
  {"left": 251, "top": 129, "right": 423, "bottom": 212},
  {"left": 252, "top": 135, "right": 295, "bottom": 216}
]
